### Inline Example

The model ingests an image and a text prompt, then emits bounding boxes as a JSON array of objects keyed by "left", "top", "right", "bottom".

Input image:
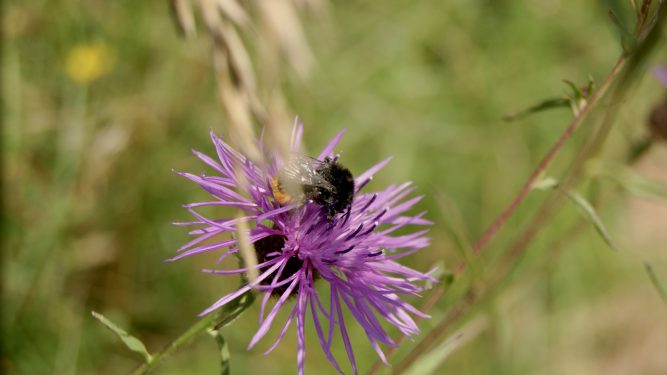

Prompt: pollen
[{"left": 271, "top": 176, "right": 292, "bottom": 205}]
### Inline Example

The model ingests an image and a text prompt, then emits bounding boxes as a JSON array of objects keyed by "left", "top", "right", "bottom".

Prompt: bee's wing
[{"left": 280, "top": 155, "right": 335, "bottom": 192}]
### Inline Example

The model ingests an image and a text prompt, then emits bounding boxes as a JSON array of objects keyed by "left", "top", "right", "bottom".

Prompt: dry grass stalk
[{"left": 171, "top": 0, "right": 326, "bottom": 276}]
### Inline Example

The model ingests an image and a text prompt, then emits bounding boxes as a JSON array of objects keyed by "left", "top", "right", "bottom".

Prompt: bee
[{"left": 271, "top": 155, "right": 355, "bottom": 220}]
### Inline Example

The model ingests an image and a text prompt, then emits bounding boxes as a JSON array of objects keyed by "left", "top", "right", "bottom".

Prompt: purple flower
[
  {"left": 172, "top": 122, "right": 435, "bottom": 374},
  {"left": 655, "top": 66, "right": 667, "bottom": 87}
]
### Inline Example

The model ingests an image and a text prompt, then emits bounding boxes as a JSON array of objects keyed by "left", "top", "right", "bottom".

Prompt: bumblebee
[{"left": 271, "top": 155, "right": 355, "bottom": 220}]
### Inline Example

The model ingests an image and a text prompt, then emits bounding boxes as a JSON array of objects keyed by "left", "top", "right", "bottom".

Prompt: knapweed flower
[{"left": 172, "top": 123, "right": 434, "bottom": 374}]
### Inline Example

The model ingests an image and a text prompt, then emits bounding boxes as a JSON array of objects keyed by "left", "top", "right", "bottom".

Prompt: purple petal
[
  {"left": 258, "top": 291, "right": 272, "bottom": 324},
  {"left": 198, "top": 260, "right": 287, "bottom": 316},
  {"left": 332, "top": 287, "right": 358, "bottom": 375},
  {"left": 198, "top": 284, "right": 252, "bottom": 317},
  {"left": 355, "top": 157, "right": 393, "bottom": 188},
  {"left": 203, "top": 257, "right": 281, "bottom": 275},
  {"left": 263, "top": 305, "right": 298, "bottom": 355},
  {"left": 247, "top": 271, "right": 302, "bottom": 349},
  {"left": 309, "top": 289, "right": 343, "bottom": 374},
  {"left": 318, "top": 129, "right": 346, "bottom": 160},
  {"left": 256, "top": 204, "right": 297, "bottom": 223},
  {"left": 296, "top": 280, "right": 307, "bottom": 375}
]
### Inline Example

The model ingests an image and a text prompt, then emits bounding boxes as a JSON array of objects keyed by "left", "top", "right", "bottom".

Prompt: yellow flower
[{"left": 65, "top": 42, "right": 115, "bottom": 85}]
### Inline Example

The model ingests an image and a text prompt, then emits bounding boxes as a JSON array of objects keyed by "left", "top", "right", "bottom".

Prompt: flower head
[{"left": 173, "top": 122, "right": 434, "bottom": 374}]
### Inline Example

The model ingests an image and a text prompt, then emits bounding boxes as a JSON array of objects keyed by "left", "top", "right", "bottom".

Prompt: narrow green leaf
[
  {"left": 532, "top": 177, "right": 618, "bottom": 251},
  {"left": 644, "top": 262, "right": 667, "bottom": 304},
  {"left": 561, "top": 79, "right": 590, "bottom": 116},
  {"left": 562, "top": 79, "right": 584, "bottom": 99},
  {"left": 503, "top": 97, "right": 570, "bottom": 122},
  {"left": 209, "top": 329, "right": 231, "bottom": 375},
  {"left": 91, "top": 311, "right": 152, "bottom": 363},
  {"left": 562, "top": 189, "right": 619, "bottom": 251}
]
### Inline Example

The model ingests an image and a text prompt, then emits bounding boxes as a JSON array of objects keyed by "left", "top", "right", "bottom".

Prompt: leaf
[
  {"left": 209, "top": 329, "right": 231, "bottom": 375},
  {"left": 503, "top": 97, "right": 570, "bottom": 122},
  {"left": 562, "top": 79, "right": 591, "bottom": 116},
  {"left": 503, "top": 77, "right": 600, "bottom": 122},
  {"left": 91, "top": 311, "right": 152, "bottom": 363},
  {"left": 532, "top": 177, "right": 618, "bottom": 251},
  {"left": 644, "top": 262, "right": 667, "bottom": 304},
  {"left": 562, "top": 189, "right": 619, "bottom": 251},
  {"left": 562, "top": 79, "right": 584, "bottom": 99}
]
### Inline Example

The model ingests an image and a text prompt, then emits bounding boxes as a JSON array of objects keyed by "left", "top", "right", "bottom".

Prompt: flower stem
[
  {"left": 369, "top": 4, "right": 667, "bottom": 373},
  {"left": 130, "top": 291, "right": 254, "bottom": 375},
  {"left": 366, "top": 55, "right": 625, "bottom": 375},
  {"left": 471, "top": 56, "right": 626, "bottom": 255}
]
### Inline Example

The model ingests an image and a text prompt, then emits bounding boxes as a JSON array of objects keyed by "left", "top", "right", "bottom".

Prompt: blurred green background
[{"left": 3, "top": 1, "right": 667, "bottom": 374}]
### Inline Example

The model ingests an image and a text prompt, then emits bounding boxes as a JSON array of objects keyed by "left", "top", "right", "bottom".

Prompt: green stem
[
  {"left": 373, "top": 3, "right": 667, "bottom": 374},
  {"left": 130, "top": 291, "right": 254, "bottom": 375}
]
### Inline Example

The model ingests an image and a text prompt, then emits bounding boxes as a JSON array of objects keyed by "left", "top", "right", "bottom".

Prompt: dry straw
[{"left": 170, "top": 0, "right": 323, "bottom": 284}]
